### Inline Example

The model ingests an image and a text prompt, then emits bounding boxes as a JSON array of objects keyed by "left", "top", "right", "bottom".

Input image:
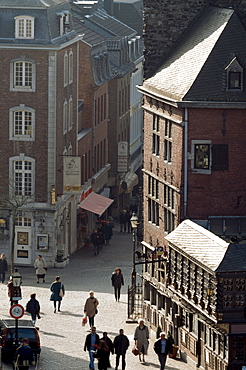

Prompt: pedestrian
[
  {"left": 26, "top": 293, "right": 41, "bottom": 325},
  {"left": 134, "top": 318, "right": 149, "bottom": 362},
  {"left": 103, "top": 221, "right": 113, "bottom": 245},
  {"left": 96, "top": 340, "right": 110, "bottom": 370},
  {"left": 111, "top": 268, "right": 124, "bottom": 302},
  {"left": 84, "top": 326, "right": 99, "bottom": 370},
  {"left": 154, "top": 331, "right": 173, "bottom": 370},
  {"left": 97, "top": 223, "right": 105, "bottom": 248},
  {"left": 34, "top": 254, "right": 47, "bottom": 283},
  {"left": 119, "top": 210, "right": 128, "bottom": 232},
  {"left": 14, "top": 338, "right": 35, "bottom": 370},
  {"left": 90, "top": 229, "right": 101, "bottom": 255},
  {"left": 113, "top": 329, "right": 129, "bottom": 370},
  {"left": 50, "top": 276, "right": 65, "bottom": 313},
  {"left": 84, "top": 290, "right": 99, "bottom": 327},
  {"left": 0, "top": 253, "right": 8, "bottom": 283},
  {"left": 100, "top": 332, "right": 114, "bottom": 368}
]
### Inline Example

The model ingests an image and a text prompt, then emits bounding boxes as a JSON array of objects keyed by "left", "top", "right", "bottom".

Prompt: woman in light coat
[
  {"left": 34, "top": 255, "right": 47, "bottom": 283},
  {"left": 134, "top": 319, "right": 149, "bottom": 362},
  {"left": 84, "top": 290, "right": 99, "bottom": 327}
]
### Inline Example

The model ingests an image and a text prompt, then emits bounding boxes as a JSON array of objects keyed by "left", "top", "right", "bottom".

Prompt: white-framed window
[
  {"left": 15, "top": 16, "right": 34, "bottom": 39},
  {"left": 69, "top": 50, "right": 73, "bottom": 84},
  {"left": 63, "top": 99, "right": 68, "bottom": 133},
  {"left": 9, "top": 155, "right": 35, "bottom": 198},
  {"left": 191, "top": 140, "right": 212, "bottom": 174},
  {"left": 147, "top": 175, "right": 160, "bottom": 226},
  {"left": 164, "top": 119, "right": 172, "bottom": 163},
  {"left": 152, "top": 114, "right": 160, "bottom": 156},
  {"left": 68, "top": 97, "right": 73, "bottom": 130},
  {"left": 68, "top": 143, "right": 72, "bottom": 155},
  {"left": 225, "top": 57, "right": 243, "bottom": 91},
  {"left": 64, "top": 52, "right": 68, "bottom": 86},
  {"left": 9, "top": 105, "right": 35, "bottom": 140},
  {"left": 10, "top": 59, "right": 36, "bottom": 92}
]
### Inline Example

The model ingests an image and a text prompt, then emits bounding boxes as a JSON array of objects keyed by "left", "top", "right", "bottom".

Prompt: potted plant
[
  {"left": 54, "top": 250, "right": 69, "bottom": 268},
  {"left": 167, "top": 331, "right": 178, "bottom": 359}
]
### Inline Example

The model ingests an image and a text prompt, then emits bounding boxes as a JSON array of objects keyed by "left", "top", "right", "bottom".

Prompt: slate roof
[
  {"left": 0, "top": 0, "right": 66, "bottom": 7},
  {"left": 142, "top": 6, "right": 246, "bottom": 103},
  {"left": 113, "top": 0, "right": 143, "bottom": 36},
  {"left": 73, "top": 17, "right": 105, "bottom": 46},
  {"left": 216, "top": 243, "right": 246, "bottom": 272},
  {"left": 165, "top": 219, "right": 229, "bottom": 271}
]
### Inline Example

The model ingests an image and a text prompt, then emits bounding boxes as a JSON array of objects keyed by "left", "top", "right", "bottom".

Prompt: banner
[{"left": 63, "top": 157, "right": 81, "bottom": 194}]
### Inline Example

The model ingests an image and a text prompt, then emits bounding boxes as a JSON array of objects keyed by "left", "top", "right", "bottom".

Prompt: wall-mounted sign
[
  {"left": 63, "top": 157, "right": 81, "bottom": 194},
  {"left": 118, "top": 141, "right": 128, "bottom": 156}
]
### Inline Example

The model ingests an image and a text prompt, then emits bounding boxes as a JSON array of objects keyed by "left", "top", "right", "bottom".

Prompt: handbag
[
  {"left": 132, "top": 346, "right": 139, "bottom": 356},
  {"left": 59, "top": 284, "right": 64, "bottom": 297},
  {"left": 82, "top": 315, "right": 87, "bottom": 326}
]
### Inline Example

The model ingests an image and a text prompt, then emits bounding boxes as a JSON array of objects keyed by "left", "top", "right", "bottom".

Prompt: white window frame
[
  {"left": 69, "top": 50, "right": 73, "bottom": 84},
  {"left": 9, "top": 154, "right": 35, "bottom": 199},
  {"left": 225, "top": 57, "right": 243, "bottom": 91},
  {"left": 63, "top": 99, "right": 68, "bottom": 134},
  {"left": 10, "top": 58, "right": 36, "bottom": 92},
  {"left": 68, "top": 96, "right": 73, "bottom": 130},
  {"left": 191, "top": 140, "right": 211, "bottom": 174},
  {"left": 15, "top": 16, "right": 34, "bottom": 39},
  {"left": 64, "top": 52, "right": 68, "bottom": 87},
  {"left": 9, "top": 105, "right": 35, "bottom": 141}
]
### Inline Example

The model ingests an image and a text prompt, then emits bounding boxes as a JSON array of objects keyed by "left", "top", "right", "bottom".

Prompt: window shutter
[{"left": 212, "top": 144, "right": 228, "bottom": 171}]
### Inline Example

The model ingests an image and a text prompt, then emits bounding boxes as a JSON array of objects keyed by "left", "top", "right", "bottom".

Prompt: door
[{"left": 14, "top": 217, "right": 32, "bottom": 265}]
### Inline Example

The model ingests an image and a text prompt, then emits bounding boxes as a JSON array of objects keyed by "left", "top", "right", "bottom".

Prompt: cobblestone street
[{"left": 0, "top": 225, "right": 191, "bottom": 370}]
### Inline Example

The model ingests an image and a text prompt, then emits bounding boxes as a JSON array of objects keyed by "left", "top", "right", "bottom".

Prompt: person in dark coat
[
  {"left": 84, "top": 326, "right": 99, "bottom": 370},
  {"left": 119, "top": 210, "right": 128, "bottom": 232},
  {"left": 97, "top": 224, "right": 105, "bottom": 248},
  {"left": 26, "top": 293, "right": 40, "bottom": 325},
  {"left": 50, "top": 276, "right": 65, "bottom": 313},
  {"left": 154, "top": 332, "right": 173, "bottom": 370},
  {"left": 111, "top": 268, "right": 124, "bottom": 301},
  {"left": 100, "top": 332, "right": 114, "bottom": 368},
  {"left": 96, "top": 340, "right": 110, "bottom": 370},
  {"left": 103, "top": 222, "right": 113, "bottom": 244},
  {"left": 14, "top": 338, "right": 35, "bottom": 370},
  {"left": 0, "top": 253, "right": 8, "bottom": 283},
  {"left": 113, "top": 329, "right": 129, "bottom": 370},
  {"left": 90, "top": 229, "right": 102, "bottom": 255}
]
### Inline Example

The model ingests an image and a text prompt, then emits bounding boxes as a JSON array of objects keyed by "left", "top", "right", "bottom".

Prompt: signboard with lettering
[
  {"left": 63, "top": 157, "right": 81, "bottom": 194},
  {"left": 118, "top": 157, "right": 128, "bottom": 172}
]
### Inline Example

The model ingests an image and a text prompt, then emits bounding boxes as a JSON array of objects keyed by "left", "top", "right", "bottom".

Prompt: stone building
[{"left": 142, "top": 219, "right": 246, "bottom": 370}]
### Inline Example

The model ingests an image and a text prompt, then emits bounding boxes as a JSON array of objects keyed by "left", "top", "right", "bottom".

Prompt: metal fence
[{"left": 127, "top": 283, "right": 142, "bottom": 321}]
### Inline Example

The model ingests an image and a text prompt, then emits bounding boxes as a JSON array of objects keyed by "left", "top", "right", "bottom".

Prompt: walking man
[
  {"left": 0, "top": 253, "right": 8, "bottom": 283},
  {"left": 14, "top": 338, "right": 35, "bottom": 370},
  {"left": 84, "top": 326, "right": 99, "bottom": 370},
  {"left": 113, "top": 329, "right": 129, "bottom": 370},
  {"left": 111, "top": 268, "right": 124, "bottom": 302},
  {"left": 26, "top": 293, "right": 41, "bottom": 325},
  {"left": 154, "top": 332, "right": 173, "bottom": 370}
]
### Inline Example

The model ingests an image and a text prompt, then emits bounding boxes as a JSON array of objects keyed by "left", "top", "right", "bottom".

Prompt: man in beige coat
[{"left": 84, "top": 291, "right": 99, "bottom": 328}]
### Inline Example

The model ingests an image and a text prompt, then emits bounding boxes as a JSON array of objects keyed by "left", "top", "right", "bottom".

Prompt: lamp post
[
  {"left": 11, "top": 267, "right": 22, "bottom": 348},
  {"left": 130, "top": 213, "right": 138, "bottom": 286}
]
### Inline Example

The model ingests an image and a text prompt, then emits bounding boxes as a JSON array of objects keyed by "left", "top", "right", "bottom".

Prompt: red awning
[{"left": 79, "top": 192, "right": 114, "bottom": 217}]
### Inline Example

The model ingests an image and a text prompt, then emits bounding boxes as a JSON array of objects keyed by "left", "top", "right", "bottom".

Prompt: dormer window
[
  {"left": 15, "top": 16, "right": 34, "bottom": 39},
  {"left": 225, "top": 57, "right": 243, "bottom": 91},
  {"left": 57, "top": 11, "right": 70, "bottom": 36}
]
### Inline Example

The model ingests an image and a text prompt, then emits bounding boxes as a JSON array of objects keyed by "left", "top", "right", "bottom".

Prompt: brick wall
[{"left": 143, "top": 0, "right": 246, "bottom": 78}]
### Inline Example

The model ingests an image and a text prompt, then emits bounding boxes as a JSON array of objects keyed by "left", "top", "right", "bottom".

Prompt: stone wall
[{"left": 143, "top": 0, "right": 246, "bottom": 78}]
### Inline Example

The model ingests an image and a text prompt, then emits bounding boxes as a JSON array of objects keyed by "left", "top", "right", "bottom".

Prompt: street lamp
[
  {"left": 38, "top": 221, "right": 45, "bottom": 233},
  {"left": 130, "top": 213, "right": 138, "bottom": 286},
  {"left": 12, "top": 267, "right": 22, "bottom": 290}
]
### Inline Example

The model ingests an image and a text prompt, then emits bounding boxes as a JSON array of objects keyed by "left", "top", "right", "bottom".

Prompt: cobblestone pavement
[{"left": 0, "top": 225, "right": 192, "bottom": 370}]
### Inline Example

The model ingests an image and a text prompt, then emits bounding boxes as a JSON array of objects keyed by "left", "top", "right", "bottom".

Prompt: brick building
[
  {"left": 0, "top": 0, "right": 81, "bottom": 266},
  {"left": 137, "top": 3, "right": 246, "bottom": 369}
]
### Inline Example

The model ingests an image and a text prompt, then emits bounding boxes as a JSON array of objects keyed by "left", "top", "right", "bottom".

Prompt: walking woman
[
  {"left": 111, "top": 268, "right": 124, "bottom": 302},
  {"left": 50, "top": 276, "right": 65, "bottom": 313},
  {"left": 134, "top": 319, "right": 149, "bottom": 362}
]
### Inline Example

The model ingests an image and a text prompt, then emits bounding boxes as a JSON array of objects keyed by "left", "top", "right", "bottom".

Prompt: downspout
[{"left": 183, "top": 107, "right": 188, "bottom": 219}]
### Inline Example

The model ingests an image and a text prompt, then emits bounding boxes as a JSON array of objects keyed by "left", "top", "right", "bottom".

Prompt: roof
[
  {"left": 113, "top": 0, "right": 143, "bottom": 36},
  {"left": 73, "top": 17, "right": 105, "bottom": 46},
  {"left": 216, "top": 243, "right": 246, "bottom": 272},
  {"left": 165, "top": 219, "right": 229, "bottom": 271},
  {"left": 0, "top": 0, "right": 67, "bottom": 7},
  {"left": 141, "top": 6, "right": 246, "bottom": 103}
]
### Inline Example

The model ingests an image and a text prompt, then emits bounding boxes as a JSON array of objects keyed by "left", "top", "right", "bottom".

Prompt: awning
[
  {"left": 121, "top": 172, "right": 139, "bottom": 194},
  {"left": 79, "top": 192, "right": 114, "bottom": 216}
]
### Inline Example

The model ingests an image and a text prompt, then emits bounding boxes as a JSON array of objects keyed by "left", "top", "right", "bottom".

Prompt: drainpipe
[{"left": 183, "top": 108, "right": 188, "bottom": 219}]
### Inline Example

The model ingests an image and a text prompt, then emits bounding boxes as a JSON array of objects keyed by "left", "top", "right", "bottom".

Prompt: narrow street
[{"left": 0, "top": 225, "right": 191, "bottom": 370}]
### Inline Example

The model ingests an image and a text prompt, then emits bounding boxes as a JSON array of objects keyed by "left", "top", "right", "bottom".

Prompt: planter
[
  {"left": 54, "top": 258, "right": 69, "bottom": 268},
  {"left": 169, "top": 345, "right": 179, "bottom": 359}
]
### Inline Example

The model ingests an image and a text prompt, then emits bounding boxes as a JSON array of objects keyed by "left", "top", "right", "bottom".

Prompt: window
[
  {"left": 15, "top": 16, "right": 34, "bottom": 39},
  {"left": 63, "top": 100, "right": 68, "bottom": 133},
  {"left": 9, "top": 156, "right": 35, "bottom": 197},
  {"left": 10, "top": 59, "right": 36, "bottom": 92},
  {"left": 147, "top": 175, "right": 160, "bottom": 226},
  {"left": 152, "top": 114, "right": 160, "bottom": 156},
  {"left": 69, "top": 50, "right": 73, "bottom": 84},
  {"left": 64, "top": 52, "right": 68, "bottom": 86},
  {"left": 164, "top": 119, "right": 172, "bottom": 162},
  {"left": 9, "top": 106, "right": 35, "bottom": 140},
  {"left": 163, "top": 184, "right": 176, "bottom": 233},
  {"left": 192, "top": 140, "right": 228, "bottom": 173},
  {"left": 68, "top": 97, "right": 73, "bottom": 130},
  {"left": 225, "top": 57, "right": 243, "bottom": 91}
]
